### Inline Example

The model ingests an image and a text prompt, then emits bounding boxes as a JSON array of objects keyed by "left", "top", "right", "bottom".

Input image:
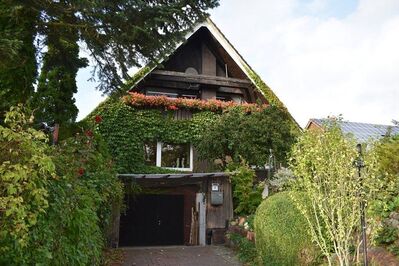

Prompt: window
[
  {"left": 216, "top": 92, "right": 243, "bottom": 103},
  {"left": 145, "top": 88, "right": 199, "bottom": 99},
  {"left": 147, "top": 90, "right": 178, "bottom": 98},
  {"left": 144, "top": 143, "right": 156, "bottom": 165},
  {"left": 157, "top": 142, "right": 193, "bottom": 171},
  {"left": 144, "top": 142, "right": 193, "bottom": 171}
]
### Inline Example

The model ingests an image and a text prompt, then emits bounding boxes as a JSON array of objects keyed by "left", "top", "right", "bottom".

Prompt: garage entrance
[{"left": 119, "top": 194, "right": 184, "bottom": 246}]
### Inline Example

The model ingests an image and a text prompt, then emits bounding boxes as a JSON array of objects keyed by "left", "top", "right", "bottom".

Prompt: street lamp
[
  {"left": 355, "top": 143, "right": 368, "bottom": 266},
  {"left": 267, "top": 149, "right": 275, "bottom": 180}
]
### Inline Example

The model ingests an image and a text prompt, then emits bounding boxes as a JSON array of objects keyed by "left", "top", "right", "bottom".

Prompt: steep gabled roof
[
  {"left": 307, "top": 118, "right": 399, "bottom": 142},
  {"left": 128, "top": 18, "right": 296, "bottom": 121}
]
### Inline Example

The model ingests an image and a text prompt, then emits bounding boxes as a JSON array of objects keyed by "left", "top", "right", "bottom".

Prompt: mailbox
[{"left": 211, "top": 183, "right": 223, "bottom": 205}]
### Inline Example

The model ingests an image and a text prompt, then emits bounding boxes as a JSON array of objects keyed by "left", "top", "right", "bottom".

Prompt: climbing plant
[
  {"left": 87, "top": 98, "right": 218, "bottom": 173},
  {"left": 0, "top": 105, "right": 123, "bottom": 264},
  {"left": 88, "top": 95, "right": 297, "bottom": 174}
]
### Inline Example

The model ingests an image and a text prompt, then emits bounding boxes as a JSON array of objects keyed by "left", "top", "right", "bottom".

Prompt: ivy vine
[{"left": 87, "top": 98, "right": 217, "bottom": 174}]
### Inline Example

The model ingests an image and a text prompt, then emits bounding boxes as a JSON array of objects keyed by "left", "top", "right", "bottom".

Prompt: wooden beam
[{"left": 151, "top": 70, "right": 251, "bottom": 89}]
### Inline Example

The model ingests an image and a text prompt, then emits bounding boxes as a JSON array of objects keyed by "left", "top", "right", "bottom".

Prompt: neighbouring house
[
  {"left": 91, "top": 18, "right": 298, "bottom": 248},
  {"left": 306, "top": 118, "right": 399, "bottom": 142}
]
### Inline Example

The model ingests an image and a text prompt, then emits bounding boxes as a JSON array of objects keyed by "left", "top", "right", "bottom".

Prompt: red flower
[
  {"left": 85, "top": 130, "right": 93, "bottom": 137},
  {"left": 78, "top": 167, "right": 85, "bottom": 176},
  {"left": 94, "top": 115, "right": 102, "bottom": 124},
  {"left": 168, "top": 105, "right": 179, "bottom": 110}
]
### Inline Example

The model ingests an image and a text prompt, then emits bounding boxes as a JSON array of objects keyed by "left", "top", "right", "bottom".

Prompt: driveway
[{"left": 120, "top": 245, "right": 242, "bottom": 266}]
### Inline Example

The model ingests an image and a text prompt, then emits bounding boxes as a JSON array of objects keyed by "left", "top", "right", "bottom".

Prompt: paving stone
[{"left": 120, "top": 245, "right": 242, "bottom": 266}]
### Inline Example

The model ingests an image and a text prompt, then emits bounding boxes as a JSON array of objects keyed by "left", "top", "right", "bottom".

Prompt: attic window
[
  {"left": 147, "top": 90, "right": 178, "bottom": 98},
  {"left": 146, "top": 89, "right": 198, "bottom": 99},
  {"left": 216, "top": 92, "right": 243, "bottom": 103}
]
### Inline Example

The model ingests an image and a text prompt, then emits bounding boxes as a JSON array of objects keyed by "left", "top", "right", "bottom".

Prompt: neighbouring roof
[{"left": 307, "top": 118, "right": 399, "bottom": 142}]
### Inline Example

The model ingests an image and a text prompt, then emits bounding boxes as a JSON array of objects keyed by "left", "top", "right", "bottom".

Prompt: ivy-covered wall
[
  {"left": 88, "top": 92, "right": 299, "bottom": 174},
  {"left": 89, "top": 98, "right": 218, "bottom": 174}
]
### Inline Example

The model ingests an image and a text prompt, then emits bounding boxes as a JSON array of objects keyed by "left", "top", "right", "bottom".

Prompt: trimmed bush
[{"left": 254, "top": 191, "right": 317, "bottom": 265}]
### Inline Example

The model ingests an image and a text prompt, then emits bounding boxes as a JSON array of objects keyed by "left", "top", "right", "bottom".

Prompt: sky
[{"left": 75, "top": 0, "right": 399, "bottom": 128}]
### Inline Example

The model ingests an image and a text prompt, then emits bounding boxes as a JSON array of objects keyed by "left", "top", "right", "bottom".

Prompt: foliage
[
  {"left": 0, "top": 106, "right": 123, "bottom": 264},
  {"left": 370, "top": 135, "right": 399, "bottom": 256},
  {"left": 90, "top": 96, "right": 296, "bottom": 175},
  {"left": 0, "top": 1, "right": 219, "bottom": 110},
  {"left": 226, "top": 161, "right": 262, "bottom": 215},
  {"left": 197, "top": 105, "right": 298, "bottom": 166},
  {"left": 122, "top": 92, "right": 268, "bottom": 112},
  {"left": 87, "top": 98, "right": 218, "bottom": 173},
  {"left": 32, "top": 13, "right": 88, "bottom": 124},
  {"left": 228, "top": 232, "right": 258, "bottom": 265},
  {"left": 0, "top": 3, "right": 37, "bottom": 119},
  {"left": 269, "top": 167, "right": 296, "bottom": 192},
  {"left": 0, "top": 105, "right": 55, "bottom": 264},
  {"left": 254, "top": 191, "right": 318, "bottom": 266},
  {"left": 290, "top": 123, "right": 381, "bottom": 266}
]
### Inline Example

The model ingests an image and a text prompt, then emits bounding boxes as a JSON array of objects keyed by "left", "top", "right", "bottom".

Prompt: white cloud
[
  {"left": 76, "top": 0, "right": 398, "bottom": 127},
  {"left": 210, "top": 0, "right": 399, "bottom": 127}
]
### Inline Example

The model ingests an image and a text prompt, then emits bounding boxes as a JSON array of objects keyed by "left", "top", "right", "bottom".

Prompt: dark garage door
[{"left": 119, "top": 194, "right": 184, "bottom": 246}]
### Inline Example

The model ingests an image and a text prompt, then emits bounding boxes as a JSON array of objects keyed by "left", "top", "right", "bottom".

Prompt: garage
[
  {"left": 112, "top": 173, "right": 233, "bottom": 247},
  {"left": 119, "top": 194, "right": 185, "bottom": 246}
]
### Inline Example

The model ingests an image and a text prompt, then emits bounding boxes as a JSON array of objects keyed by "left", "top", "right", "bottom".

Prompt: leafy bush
[
  {"left": 254, "top": 191, "right": 318, "bottom": 266},
  {"left": 228, "top": 232, "right": 258, "bottom": 265},
  {"left": 371, "top": 135, "right": 399, "bottom": 256},
  {"left": 197, "top": 106, "right": 298, "bottom": 166},
  {"left": 269, "top": 167, "right": 295, "bottom": 192},
  {"left": 0, "top": 106, "right": 123, "bottom": 265},
  {"left": 0, "top": 106, "right": 55, "bottom": 264},
  {"left": 290, "top": 122, "right": 381, "bottom": 265},
  {"left": 227, "top": 161, "right": 262, "bottom": 215}
]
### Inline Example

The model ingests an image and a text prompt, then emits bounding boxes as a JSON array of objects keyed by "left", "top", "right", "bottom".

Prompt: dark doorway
[{"left": 119, "top": 194, "right": 184, "bottom": 246}]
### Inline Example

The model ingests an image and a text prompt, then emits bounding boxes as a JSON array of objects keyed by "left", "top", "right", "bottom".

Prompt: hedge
[{"left": 254, "top": 191, "right": 318, "bottom": 265}]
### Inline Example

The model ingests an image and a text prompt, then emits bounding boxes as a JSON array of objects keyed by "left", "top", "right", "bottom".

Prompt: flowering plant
[{"left": 122, "top": 92, "right": 268, "bottom": 112}]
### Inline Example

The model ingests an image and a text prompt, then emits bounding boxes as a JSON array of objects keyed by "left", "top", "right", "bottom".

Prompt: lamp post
[
  {"left": 267, "top": 149, "right": 275, "bottom": 180},
  {"left": 355, "top": 143, "right": 368, "bottom": 266}
]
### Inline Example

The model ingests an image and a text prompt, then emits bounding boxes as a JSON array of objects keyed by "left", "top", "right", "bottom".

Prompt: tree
[
  {"left": 196, "top": 106, "right": 297, "bottom": 166},
  {"left": 289, "top": 123, "right": 381, "bottom": 266},
  {"left": 0, "top": 0, "right": 219, "bottom": 122},
  {"left": 32, "top": 10, "right": 88, "bottom": 124},
  {"left": 0, "top": 3, "right": 38, "bottom": 119},
  {"left": 371, "top": 134, "right": 399, "bottom": 255}
]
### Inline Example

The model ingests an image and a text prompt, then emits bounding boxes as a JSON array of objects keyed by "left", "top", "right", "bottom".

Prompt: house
[
  {"left": 306, "top": 118, "right": 399, "bottom": 142},
  {"left": 96, "top": 18, "right": 298, "bottom": 248}
]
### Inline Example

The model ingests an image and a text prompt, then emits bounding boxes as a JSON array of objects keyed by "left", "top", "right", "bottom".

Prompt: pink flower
[{"left": 168, "top": 105, "right": 179, "bottom": 110}]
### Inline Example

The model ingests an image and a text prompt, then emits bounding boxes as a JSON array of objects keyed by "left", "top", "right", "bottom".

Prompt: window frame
[{"left": 156, "top": 142, "right": 193, "bottom": 171}]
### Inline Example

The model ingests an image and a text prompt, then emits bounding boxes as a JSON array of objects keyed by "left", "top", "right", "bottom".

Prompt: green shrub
[
  {"left": 0, "top": 106, "right": 55, "bottom": 264},
  {"left": 227, "top": 161, "right": 263, "bottom": 215},
  {"left": 0, "top": 106, "right": 123, "bottom": 265},
  {"left": 254, "top": 191, "right": 317, "bottom": 265},
  {"left": 228, "top": 233, "right": 258, "bottom": 265}
]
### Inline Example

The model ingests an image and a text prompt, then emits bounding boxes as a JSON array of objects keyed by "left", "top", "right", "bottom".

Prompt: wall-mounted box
[{"left": 211, "top": 191, "right": 223, "bottom": 205}]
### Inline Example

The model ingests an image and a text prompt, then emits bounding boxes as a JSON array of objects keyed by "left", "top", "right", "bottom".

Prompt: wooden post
[
  {"left": 52, "top": 124, "right": 59, "bottom": 145},
  {"left": 196, "top": 193, "right": 206, "bottom": 245}
]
